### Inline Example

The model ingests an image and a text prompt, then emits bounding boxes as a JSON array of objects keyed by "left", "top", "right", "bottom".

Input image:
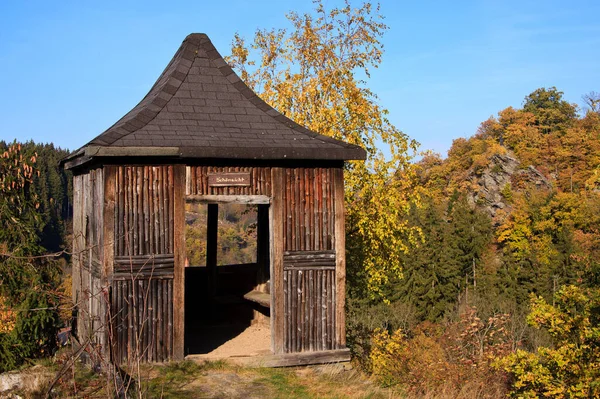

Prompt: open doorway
[{"left": 184, "top": 200, "right": 271, "bottom": 357}]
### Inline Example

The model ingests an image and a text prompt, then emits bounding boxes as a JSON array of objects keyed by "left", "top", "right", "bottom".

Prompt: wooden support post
[
  {"left": 257, "top": 205, "right": 270, "bottom": 284},
  {"left": 270, "top": 168, "right": 285, "bottom": 354},
  {"left": 252, "top": 204, "right": 271, "bottom": 325},
  {"left": 333, "top": 168, "right": 346, "bottom": 348},
  {"left": 206, "top": 203, "right": 218, "bottom": 297},
  {"left": 173, "top": 165, "right": 186, "bottom": 360},
  {"left": 72, "top": 175, "right": 83, "bottom": 338},
  {"left": 103, "top": 166, "right": 116, "bottom": 361}
]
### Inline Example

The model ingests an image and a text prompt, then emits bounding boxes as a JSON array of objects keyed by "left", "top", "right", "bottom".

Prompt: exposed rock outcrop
[
  {"left": 0, "top": 365, "right": 52, "bottom": 398},
  {"left": 466, "top": 151, "right": 551, "bottom": 225}
]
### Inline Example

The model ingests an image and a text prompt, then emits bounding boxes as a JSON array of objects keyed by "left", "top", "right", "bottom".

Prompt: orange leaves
[
  {"left": 0, "top": 142, "right": 40, "bottom": 221},
  {"left": 370, "top": 309, "right": 513, "bottom": 396},
  {"left": 0, "top": 295, "right": 17, "bottom": 334}
]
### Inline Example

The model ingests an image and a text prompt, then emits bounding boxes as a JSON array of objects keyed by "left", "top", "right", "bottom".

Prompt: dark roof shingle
[{"left": 66, "top": 33, "right": 366, "bottom": 168}]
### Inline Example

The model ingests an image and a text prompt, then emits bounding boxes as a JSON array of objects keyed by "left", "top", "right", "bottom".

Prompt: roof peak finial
[{"left": 184, "top": 33, "right": 209, "bottom": 44}]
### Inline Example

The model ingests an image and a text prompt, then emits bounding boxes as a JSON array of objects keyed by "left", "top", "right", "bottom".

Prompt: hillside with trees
[{"left": 348, "top": 87, "right": 600, "bottom": 397}]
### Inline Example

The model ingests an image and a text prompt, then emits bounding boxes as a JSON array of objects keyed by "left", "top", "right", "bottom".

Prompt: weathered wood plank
[
  {"left": 186, "top": 348, "right": 351, "bottom": 368},
  {"left": 124, "top": 167, "right": 131, "bottom": 257},
  {"left": 283, "top": 252, "right": 336, "bottom": 269},
  {"left": 294, "top": 169, "right": 300, "bottom": 251},
  {"left": 158, "top": 166, "right": 165, "bottom": 254},
  {"left": 157, "top": 279, "right": 163, "bottom": 361},
  {"left": 137, "top": 168, "right": 144, "bottom": 254},
  {"left": 270, "top": 168, "right": 285, "bottom": 354},
  {"left": 291, "top": 270, "right": 297, "bottom": 352},
  {"left": 166, "top": 279, "right": 171, "bottom": 361},
  {"left": 152, "top": 279, "right": 158, "bottom": 361},
  {"left": 284, "top": 168, "right": 291, "bottom": 251},
  {"left": 316, "top": 168, "right": 323, "bottom": 251},
  {"left": 116, "top": 167, "right": 122, "bottom": 256},
  {"left": 283, "top": 265, "right": 335, "bottom": 271},
  {"left": 168, "top": 166, "right": 175, "bottom": 253},
  {"left": 323, "top": 168, "right": 329, "bottom": 250},
  {"left": 185, "top": 194, "right": 270, "bottom": 204},
  {"left": 102, "top": 166, "right": 116, "bottom": 360},
  {"left": 284, "top": 258, "right": 335, "bottom": 265},
  {"left": 243, "top": 290, "right": 270, "bottom": 308},
  {"left": 318, "top": 270, "right": 324, "bottom": 351},
  {"left": 284, "top": 271, "right": 290, "bottom": 352},
  {"left": 299, "top": 168, "right": 305, "bottom": 251},
  {"left": 126, "top": 280, "right": 132, "bottom": 362},
  {"left": 114, "top": 266, "right": 174, "bottom": 275},
  {"left": 283, "top": 250, "right": 336, "bottom": 257},
  {"left": 185, "top": 166, "right": 191, "bottom": 196},
  {"left": 71, "top": 175, "right": 82, "bottom": 332},
  {"left": 172, "top": 164, "right": 185, "bottom": 361},
  {"left": 333, "top": 168, "right": 345, "bottom": 348},
  {"left": 143, "top": 167, "right": 150, "bottom": 254},
  {"left": 148, "top": 167, "right": 155, "bottom": 254},
  {"left": 112, "top": 272, "right": 174, "bottom": 280},
  {"left": 115, "top": 254, "right": 174, "bottom": 260},
  {"left": 308, "top": 270, "right": 314, "bottom": 352},
  {"left": 300, "top": 272, "right": 304, "bottom": 353}
]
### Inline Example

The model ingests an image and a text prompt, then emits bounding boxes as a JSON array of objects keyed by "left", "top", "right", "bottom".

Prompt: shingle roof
[{"left": 64, "top": 33, "right": 366, "bottom": 168}]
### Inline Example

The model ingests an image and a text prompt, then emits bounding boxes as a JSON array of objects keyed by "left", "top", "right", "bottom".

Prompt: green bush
[
  {"left": 497, "top": 285, "right": 600, "bottom": 398},
  {"left": 0, "top": 143, "right": 61, "bottom": 372}
]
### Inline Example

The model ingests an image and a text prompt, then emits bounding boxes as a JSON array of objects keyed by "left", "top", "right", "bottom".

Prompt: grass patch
[
  {"left": 254, "top": 368, "right": 312, "bottom": 399},
  {"left": 143, "top": 360, "right": 208, "bottom": 398},
  {"left": 253, "top": 365, "right": 390, "bottom": 399},
  {"left": 23, "top": 353, "right": 393, "bottom": 399}
]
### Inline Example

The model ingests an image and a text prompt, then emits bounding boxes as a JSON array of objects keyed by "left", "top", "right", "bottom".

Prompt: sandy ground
[{"left": 204, "top": 324, "right": 271, "bottom": 358}]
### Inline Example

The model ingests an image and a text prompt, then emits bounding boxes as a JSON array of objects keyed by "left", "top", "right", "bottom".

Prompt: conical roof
[{"left": 63, "top": 33, "right": 366, "bottom": 169}]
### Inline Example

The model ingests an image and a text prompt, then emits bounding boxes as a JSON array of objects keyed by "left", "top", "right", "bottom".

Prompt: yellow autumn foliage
[
  {"left": 0, "top": 295, "right": 16, "bottom": 334},
  {"left": 227, "top": 0, "right": 422, "bottom": 298},
  {"left": 497, "top": 286, "right": 600, "bottom": 398}
]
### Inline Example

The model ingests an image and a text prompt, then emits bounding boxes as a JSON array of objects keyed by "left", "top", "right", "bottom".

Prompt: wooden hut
[{"left": 62, "top": 33, "right": 365, "bottom": 367}]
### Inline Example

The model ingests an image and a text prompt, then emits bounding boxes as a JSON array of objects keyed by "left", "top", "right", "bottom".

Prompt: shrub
[
  {"left": 497, "top": 285, "right": 600, "bottom": 398},
  {"left": 369, "top": 308, "right": 511, "bottom": 397},
  {"left": 371, "top": 327, "right": 447, "bottom": 392}
]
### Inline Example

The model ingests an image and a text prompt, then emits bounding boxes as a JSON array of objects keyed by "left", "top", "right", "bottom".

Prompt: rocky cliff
[{"left": 466, "top": 151, "right": 551, "bottom": 225}]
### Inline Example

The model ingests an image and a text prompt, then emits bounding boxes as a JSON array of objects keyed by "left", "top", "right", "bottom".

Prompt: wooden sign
[{"left": 208, "top": 172, "right": 251, "bottom": 187}]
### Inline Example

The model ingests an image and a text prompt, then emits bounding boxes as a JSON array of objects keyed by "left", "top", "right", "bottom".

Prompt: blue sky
[{"left": 0, "top": 0, "right": 598, "bottom": 156}]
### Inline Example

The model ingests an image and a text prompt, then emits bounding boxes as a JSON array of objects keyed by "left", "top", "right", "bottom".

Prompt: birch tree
[{"left": 228, "top": 0, "right": 421, "bottom": 298}]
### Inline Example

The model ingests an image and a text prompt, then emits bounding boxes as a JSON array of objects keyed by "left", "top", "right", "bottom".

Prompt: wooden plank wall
[
  {"left": 73, "top": 163, "right": 345, "bottom": 365},
  {"left": 283, "top": 267, "right": 336, "bottom": 352},
  {"left": 110, "top": 277, "right": 173, "bottom": 363},
  {"left": 72, "top": 168, "right": 106, "bottom": 354},
  {"left": 188, "top": 166, "right": 343, "bottom": 354},
  {"left": 99, "top": 165, "right": 344, "bottom": 361},
  {"left": 281, "top": 168, "right": 341, "bottom": 353},
  {"left": 110, "top": 165, "right": 174, "bottom": 364},
  {"left": 186, "top": 166, "right": 272, "bottom": 195},
  {"left": 283, "top": 168, "right": 335, "bottom": 252},
  {"left": 114, "top": 165, "right": 174, "bottom": 257}
]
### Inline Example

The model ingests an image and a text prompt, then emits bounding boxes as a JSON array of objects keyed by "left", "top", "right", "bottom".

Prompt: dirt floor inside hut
[{"left": 194, "top": 323, "right": 271, "bottom": 360}]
